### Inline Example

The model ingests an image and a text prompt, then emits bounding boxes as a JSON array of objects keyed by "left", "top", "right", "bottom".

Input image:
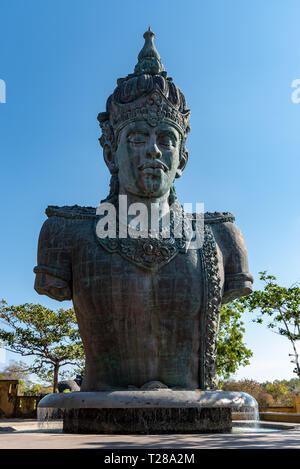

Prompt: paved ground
[{"left": 0, "top": 420, "right": 299, "bottom": 449}]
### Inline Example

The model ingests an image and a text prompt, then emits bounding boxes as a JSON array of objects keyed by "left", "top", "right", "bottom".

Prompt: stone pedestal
[
  {"left": 38, "top": 389, "right": 258, "bottom": 434},
  {"left": 63, "top": 407, "right": 231, "bottom": 434}
]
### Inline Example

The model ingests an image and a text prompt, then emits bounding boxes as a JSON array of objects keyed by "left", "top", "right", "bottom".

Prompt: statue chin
[
  {"left": 119, "top": 170, "right": 174, "bottom": 200},
  {"left": 123, "top": 184, "right": 170, "bottom": 200}
]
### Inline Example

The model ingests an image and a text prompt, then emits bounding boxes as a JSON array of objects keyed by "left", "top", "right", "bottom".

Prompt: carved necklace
[
  {"left": 94, "top": 203, "right": 192, "bottom": 271},
  {"left": 117, "top": 202, "right": 183, "bottom": 238}
]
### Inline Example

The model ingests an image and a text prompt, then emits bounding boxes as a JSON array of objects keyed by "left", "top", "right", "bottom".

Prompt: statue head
[{"left": 98, "top": 29, "right": 190, "bottom": 204}]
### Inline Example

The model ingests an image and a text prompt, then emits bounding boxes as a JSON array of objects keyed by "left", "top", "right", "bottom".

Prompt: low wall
[
  {"left": 293, "top": 396, "right": 300, "bottom": 412},
  {"left": 15, "top": 396, "right": 45, "bottom": 418},
  {"left": 259, "top": 397, "right": 300, "bottom": 423},
  {"left": 260, "top": 397, "right": 300, "bottom": 413},
  {"left": 0, "top": 380, "right": 19, "bottom": 418},
  {"left": 260, "top": 412, "right": 300, "bottom": 423},
  {"left": 260, "top": 407, "right": 294, "bottom": 413},
  {"left": 0, "top": 379, "right": 46, "bottom": 418}
]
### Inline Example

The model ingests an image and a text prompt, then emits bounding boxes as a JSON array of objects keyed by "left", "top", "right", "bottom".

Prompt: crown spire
[{"left": 134, "top": 28, "right": 166, "bottom": 76}]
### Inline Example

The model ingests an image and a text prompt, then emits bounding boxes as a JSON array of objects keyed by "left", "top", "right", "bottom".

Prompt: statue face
[{"left": 112, "top": 121, "right": 183, "bottom": 198}]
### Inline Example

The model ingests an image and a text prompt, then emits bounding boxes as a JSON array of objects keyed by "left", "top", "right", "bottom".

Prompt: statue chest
[
  {"left": 67, "top": 221, "right": 221, "bottom": 389},
  {"left": 72, "top": 235, "right": 203, "bottom": 320},
  {"left": 71, "top": 237, "right": 203, "bottom": 388}
]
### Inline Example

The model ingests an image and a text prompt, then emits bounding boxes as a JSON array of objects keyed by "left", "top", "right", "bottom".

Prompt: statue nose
[{"left": 146, "top": 142, "right": 162, "bottom": 159}]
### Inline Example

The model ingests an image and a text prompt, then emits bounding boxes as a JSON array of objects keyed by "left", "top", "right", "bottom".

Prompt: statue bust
[{"left": 34, "top": 29, "right": 253, "bottom": 393}]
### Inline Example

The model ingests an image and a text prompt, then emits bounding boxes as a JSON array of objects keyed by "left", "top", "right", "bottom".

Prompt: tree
[
  {"left": 221, "top": 379, "right": 275, "bottom": 407},
  {"left": 0, "top": 301, "right": 85, "bottom": 393},
  {"left": 217, "top": 302, "right": 253, "bottom": 380},
  {"left": 238, "top": 271, "right": 300, "bottom": 378},
  {"left": 264, "top": 380, "right": 291, "bottom": 406},
  {"left": 0, "top": 360, "right": 29, "bottom": 380},
  {"left": 279, "top": 377, "right": 300, "bottom": 395},
  {"left": 0, "top": 360, "right": 54, "bottom": 395},
  {"left": 0, "top": 360, "right": 32, "bottom": 394}
]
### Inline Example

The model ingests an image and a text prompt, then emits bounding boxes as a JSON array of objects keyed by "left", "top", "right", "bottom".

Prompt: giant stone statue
[{"left": 35, "top": 30, "right": 255, "bottom": 433}]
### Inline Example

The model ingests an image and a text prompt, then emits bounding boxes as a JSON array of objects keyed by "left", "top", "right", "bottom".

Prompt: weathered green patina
[{"left": 34, "top": 30, "right": 253, "bottom": 392}]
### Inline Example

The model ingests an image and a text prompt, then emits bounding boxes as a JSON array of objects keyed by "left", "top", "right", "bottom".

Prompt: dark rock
[{"left": 57, "top": 380, "right": 80, "bottom": 393}]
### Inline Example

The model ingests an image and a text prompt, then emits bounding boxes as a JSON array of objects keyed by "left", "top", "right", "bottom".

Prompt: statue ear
[
  {"left": 103, "top": 144, "right": 118, "bottom": 174},
  {"left": 175, "top": 149, "right": 188, "bottom": 178}
]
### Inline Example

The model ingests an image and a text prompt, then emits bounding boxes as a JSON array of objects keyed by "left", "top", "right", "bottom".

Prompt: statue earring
[{"left": 110, "top": 163, "right": 119, "bottom": 174}]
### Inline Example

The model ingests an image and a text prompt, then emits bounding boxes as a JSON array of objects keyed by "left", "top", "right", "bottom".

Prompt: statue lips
[{"left": 138, "top": 161, "right": 168, "bottom": 174}]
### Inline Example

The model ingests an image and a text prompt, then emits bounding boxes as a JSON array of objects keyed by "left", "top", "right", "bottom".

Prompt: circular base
[
  {"left": 38, "top": 389, "right": 258, "bottom": 410},
  {"left": 63, "top": 407, "right": 232, "bottom": 434},
  {"left": 37, "top": 390, "right": 258, "bottom": 434}
]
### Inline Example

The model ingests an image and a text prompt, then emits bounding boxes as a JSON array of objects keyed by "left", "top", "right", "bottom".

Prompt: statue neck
[{"left": 119, "top": 190, "right": 171, "bottom": 220}]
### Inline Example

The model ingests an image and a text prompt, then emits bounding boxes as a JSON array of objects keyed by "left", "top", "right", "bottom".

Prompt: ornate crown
[{"left": 98, "top": 29, "right": 191, "bottom": 147}]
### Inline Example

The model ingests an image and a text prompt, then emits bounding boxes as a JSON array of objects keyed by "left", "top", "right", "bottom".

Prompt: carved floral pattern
[
  {"left": 95, "top": 223, "right": 188, "bottom": 271},
  {"left": 200, "top": 223, "right": 222, "bottom": 390}
]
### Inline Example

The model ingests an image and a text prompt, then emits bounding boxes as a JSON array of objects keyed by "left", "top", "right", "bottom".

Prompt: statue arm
[
  {"left": 33, "top": 217, "right": 72, "bottom": 301},
  {"left": 212, "top": 221, "right": 253, "bottom": 304}
]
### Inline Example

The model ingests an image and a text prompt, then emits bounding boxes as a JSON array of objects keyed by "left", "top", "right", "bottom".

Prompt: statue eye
[
  {"left": 158, "top": 134, "right": 175, "bottom": 147},
  {"left": 128, "top": 133, "right": 148, "bottom": 144}
]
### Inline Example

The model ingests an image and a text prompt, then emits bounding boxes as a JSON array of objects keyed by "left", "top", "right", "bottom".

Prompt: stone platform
[
  {"left": 63, "top": 407, "right": 231, "bottom": 434},
  {"left": 38, "top": 389, "right": 257, "bottom": 434}
]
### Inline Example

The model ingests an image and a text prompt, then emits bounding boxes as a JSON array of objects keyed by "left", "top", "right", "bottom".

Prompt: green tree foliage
[
  {"left": 0, "top": 360, "right": 54, "bottom": 395},
  {"left": 222, "top": 378, "right": 300, "bottom": 407},
  {"left": 282, "top": 377, "right": 300, "bottom": 390},
  {"left": 0, "top": 360, "right": 33, "bottom": 394},
  {"left": 21, "top": 382, "right": 52, "bottom": 396},
  {"left": 221, "top": 379, "right": 275, "bottom": 407},
  {"left": 264, "top": 380, "right": 291, "bottom": 405},
  {"left": 238, "top": 271, "right": 300, "bottom": 378},
  {"left": 217, "top": 302, "right": 253, "bottom": 380},
  {"left": 0, "top": 301, "right": 84, "bottom": 393},
  {"left": 0, "top": 360, "right": 28, "bottom": 380},
  {"left": 279, "top": 378, "right": 300, "bottom": 395}
]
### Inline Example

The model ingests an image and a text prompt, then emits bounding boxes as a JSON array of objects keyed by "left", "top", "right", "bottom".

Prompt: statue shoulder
[
  {"left": 201, "top": 212, "right": 246, "bottom": 263},
  {"left": 206, "top": 214, "right": 253, "bottom": 303},
  {"left": 208, "top": 215, "right": 246, "bottom": 252},
  {"left": 37, "top": 205, "right": 97, "bottom": 256},
  {"left": 36, "top": 205, "right": 96, "bottom": 246},
  {"left": 204, "top": 211, "right": 235, "bottom": 225},
  {"left": 45, "top": 204, "right": 97, "bottom": 220},
  {"left": 33, "top": 205, "right": 96, "bottom": 302}
]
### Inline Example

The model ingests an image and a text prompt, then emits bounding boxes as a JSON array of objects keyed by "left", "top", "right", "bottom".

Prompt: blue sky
[{"left": 0, "top": 0, "right": 300, "bottom": 382}]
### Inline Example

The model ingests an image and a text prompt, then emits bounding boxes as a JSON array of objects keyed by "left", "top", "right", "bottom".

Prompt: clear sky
[{"left": 0, "top": 0, "right": 300, "bottom": 382}]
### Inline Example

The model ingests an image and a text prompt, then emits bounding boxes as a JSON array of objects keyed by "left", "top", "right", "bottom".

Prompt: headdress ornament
[{"left": 98, "top": 29, "right": 190, "bottom": 147}]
